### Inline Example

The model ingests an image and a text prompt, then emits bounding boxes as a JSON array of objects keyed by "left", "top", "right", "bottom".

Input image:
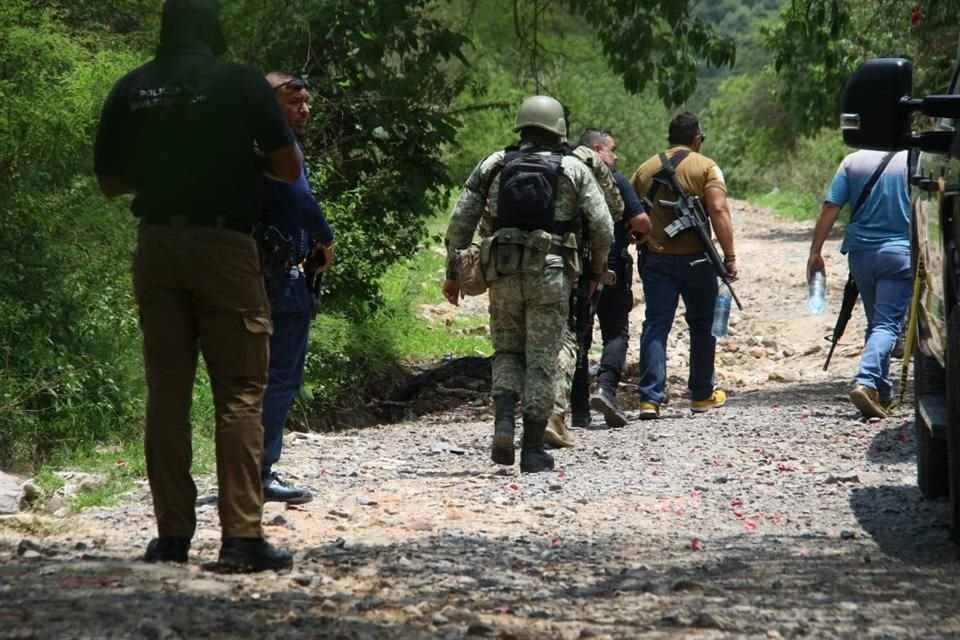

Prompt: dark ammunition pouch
[{"left": 481, "top": 227, "right": 577, "bottom": 280}]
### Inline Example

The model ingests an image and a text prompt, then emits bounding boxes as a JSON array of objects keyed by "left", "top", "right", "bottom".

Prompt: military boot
[
  {"left": 544, "top": 413, "right": 576, "bottom": 448},
  {"left": 520, "top": 416, "right": 555, "bottom": 473},
  {"left": 491, "top": 391, "right": 517, "bottom": 465}
]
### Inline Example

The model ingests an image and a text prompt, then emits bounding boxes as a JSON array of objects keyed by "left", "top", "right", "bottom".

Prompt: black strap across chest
[{"left": 646, "top": 149, "right": 691, "bottom": 203}]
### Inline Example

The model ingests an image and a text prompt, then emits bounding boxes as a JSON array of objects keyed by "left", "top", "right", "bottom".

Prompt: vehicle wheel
[
  {"left": 946, "top": 305, "right": 960, "bottom": 541},
  {"left": 915, "top": 332, "right": 948, "bottom": 498}
]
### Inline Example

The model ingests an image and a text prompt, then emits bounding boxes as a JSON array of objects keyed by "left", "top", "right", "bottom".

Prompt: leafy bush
[{"left": 0, "top": 3, "right": 149, "bottom": 469}]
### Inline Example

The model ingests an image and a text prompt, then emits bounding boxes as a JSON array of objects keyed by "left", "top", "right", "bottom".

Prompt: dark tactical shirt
[
  {"left": 257, "top": 145, "right": 333, "bottom": 261},
  {"left": 94, "top": 41, "right": 294, "bottom": 226}
]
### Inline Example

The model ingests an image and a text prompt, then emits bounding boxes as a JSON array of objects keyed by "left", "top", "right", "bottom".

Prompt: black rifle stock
[
  {"left": 573, "top": 233, "right": 593, "bottom": 374},
  {"left": 658, "top": 194, "right": 743, "bottom": 310},
  {"left": 823, "top": 275, "right": 859, "bottom": 371}
]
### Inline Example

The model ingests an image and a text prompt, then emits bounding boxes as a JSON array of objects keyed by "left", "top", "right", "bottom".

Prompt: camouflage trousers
[
  {"left": 488, "top": 255, "right": 572, "bottom": 420},
  {"left": 552, "top": 328, "right": 578, "bottom": 416}
]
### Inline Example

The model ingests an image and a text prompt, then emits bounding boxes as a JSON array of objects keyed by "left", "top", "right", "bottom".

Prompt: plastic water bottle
[
  {"left": 808, "top": 270, "right": 826, "bottom": 314},
  {"left": 711, "top": 282, "right": 732, "bottom": 338}
]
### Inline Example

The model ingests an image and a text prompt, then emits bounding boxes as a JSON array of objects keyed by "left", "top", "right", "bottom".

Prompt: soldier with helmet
[{"left": 443, "top": 95, "right": 613, "bottom": 473}]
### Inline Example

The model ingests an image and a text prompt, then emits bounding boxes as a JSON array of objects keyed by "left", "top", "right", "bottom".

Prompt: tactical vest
[{"left": 481, "top": 148, "right": 581, "bottom": 280}]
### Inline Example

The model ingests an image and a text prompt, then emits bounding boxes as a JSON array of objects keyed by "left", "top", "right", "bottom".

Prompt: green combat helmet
[{"left": 513, "top": 95, "right": 566, "bottom": 137}]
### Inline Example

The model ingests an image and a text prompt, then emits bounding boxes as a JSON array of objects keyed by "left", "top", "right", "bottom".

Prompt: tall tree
[
  {"left": 221, "top": 0, "right": 736, "bottom": 310},
  {"left": 484, "top": 0, "right": 736, "bottom": 105},
  {"left": 765, "top": 0, "right": 960, "bottom": 135}
]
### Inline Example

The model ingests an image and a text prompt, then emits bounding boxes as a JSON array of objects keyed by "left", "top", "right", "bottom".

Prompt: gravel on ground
[{"left": 1, "top": 200, "right": 957, "bottom": 640}]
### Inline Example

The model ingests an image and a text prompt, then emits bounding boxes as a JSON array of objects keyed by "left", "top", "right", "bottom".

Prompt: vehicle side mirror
[{"left": 841, "top": 58, "right": 913, "bottom": 150}]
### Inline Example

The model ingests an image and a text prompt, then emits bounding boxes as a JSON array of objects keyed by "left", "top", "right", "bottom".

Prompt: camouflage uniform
[
  {"left": 445, "top": 144, "right": 613, "bottom": 422},
  {"left": 552, "top": 145, "right": 624, "bottom": 425}
]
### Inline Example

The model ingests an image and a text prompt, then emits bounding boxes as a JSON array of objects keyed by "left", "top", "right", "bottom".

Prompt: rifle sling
[
  {"left": 828, "top": 152, "right": 894, "bottom": 358},
  {"left": 646, "top": 150, "right": 690, "bottom": 203}
]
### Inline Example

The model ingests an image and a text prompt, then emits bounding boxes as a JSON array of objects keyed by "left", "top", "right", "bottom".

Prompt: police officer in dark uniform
[
  {"left": 257, "top": 71, "right": 335, "bottom": 504},
  {"left": 94, "top": 0, "right": 301, "bottom": 572}
]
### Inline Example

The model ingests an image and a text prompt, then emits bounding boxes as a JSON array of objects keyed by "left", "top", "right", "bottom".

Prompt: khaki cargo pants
[{"left": 133, "top": 224, "right": 271, "bottom": 539}]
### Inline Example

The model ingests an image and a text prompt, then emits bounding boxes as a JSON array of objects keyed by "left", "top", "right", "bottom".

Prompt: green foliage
[
  {"left": 0, "top": 0, "right": 824, "bottom": 476},
  {"left": 444, "top": 17, "right": 673, "bottom": 183},
  {"left": 707, "top": 72, "right": 802, "bottom": 192},
  {"left": 222, "top": 0, "right": 469, "bottom": 314},
  {"left": 219, "top": 0, "right": 742, "bottom": 315},
  {"left": 903, "top": 2, "right": 960, "bottom": 93},
  {"left": 763, "top": 0, "right": 855, "bottom": 134},
  {"left": 0, "top": 2, "right": 150, "bottom": 469},
  {"left": 754, "top": 188, "right": 822, "bottom": 221},
  {"left": 441, "top": 58, "right": 519, "bottom": 184},
  {"left": 685, "top": 0, "right": 785, "bottom": 113},
  {"left": 739, "top": 128, "right": 847, "bottom": 220},
  {"left": 764, "top": 0, "right": 960, "bottom": 136},
  {"left": 555, "top": 0, "right": 736, "bottom": 106}
]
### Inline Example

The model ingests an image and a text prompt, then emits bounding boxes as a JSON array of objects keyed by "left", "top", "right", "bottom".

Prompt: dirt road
[{"left": 1, "top": 200, "right": 958, "bottom": 640}]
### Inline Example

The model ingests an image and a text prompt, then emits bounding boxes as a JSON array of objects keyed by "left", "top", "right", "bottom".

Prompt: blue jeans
[
  {"left": 848, "top": 246, "right": 911, "bottom": 402},
  {"left": 636, "top": 252, "right": 718, "bottom": 405},
  {"left": 262, "top": 270, "right": 312, "bottom": 478}
]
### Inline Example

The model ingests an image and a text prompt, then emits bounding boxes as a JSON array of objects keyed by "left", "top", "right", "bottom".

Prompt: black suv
[{"left": 842, "top": 57, "right": 960, "bottom": 539}]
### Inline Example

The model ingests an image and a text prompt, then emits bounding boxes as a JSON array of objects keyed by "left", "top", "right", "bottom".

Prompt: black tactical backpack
[{"left": 493, "top": 150, "right": 564, "bottom": 232}]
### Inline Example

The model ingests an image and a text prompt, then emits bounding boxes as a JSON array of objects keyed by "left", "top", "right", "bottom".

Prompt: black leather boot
[
  {"left": 218, "top": 537, "right": 293, "bottom": 573},
  {"left": 491, "top": 391, "right": 517, "bottom": 465},
  {"left": 143, "top": 536, "right": 190, "bottom": 563},
  {"left": 520, "top": 416, "right": 555, "bottom": 473}
]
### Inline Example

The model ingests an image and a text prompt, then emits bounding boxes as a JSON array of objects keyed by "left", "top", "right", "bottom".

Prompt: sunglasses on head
[{"left": 275, "top": 74, "right": 309, "bottom": 92}]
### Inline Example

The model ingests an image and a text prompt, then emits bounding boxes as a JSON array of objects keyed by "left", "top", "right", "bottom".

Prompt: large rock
[{"left": 0, "top": 471, "right": 24, "bottom": 514}]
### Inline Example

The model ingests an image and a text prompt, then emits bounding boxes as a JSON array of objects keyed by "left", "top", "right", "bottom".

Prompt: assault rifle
[
  {"left": 573, "top": 267, "right": 612, "bottom": 375},
  {"left": 655, "top": 156, "right": 743, "bottom": 311},
  {"left": 822, "top": 275, "right": 859, "bottom": 371},
  {"left": 570, "top": 248, "right": 605, "bottom": 416},
  {"left": 573, "top": 230, "right": 594, "bottom": 375}
]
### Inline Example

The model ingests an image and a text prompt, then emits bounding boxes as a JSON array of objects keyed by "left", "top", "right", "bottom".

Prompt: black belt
[{"left": 140, "top": 214, "right": 252, "bottom": 234}]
